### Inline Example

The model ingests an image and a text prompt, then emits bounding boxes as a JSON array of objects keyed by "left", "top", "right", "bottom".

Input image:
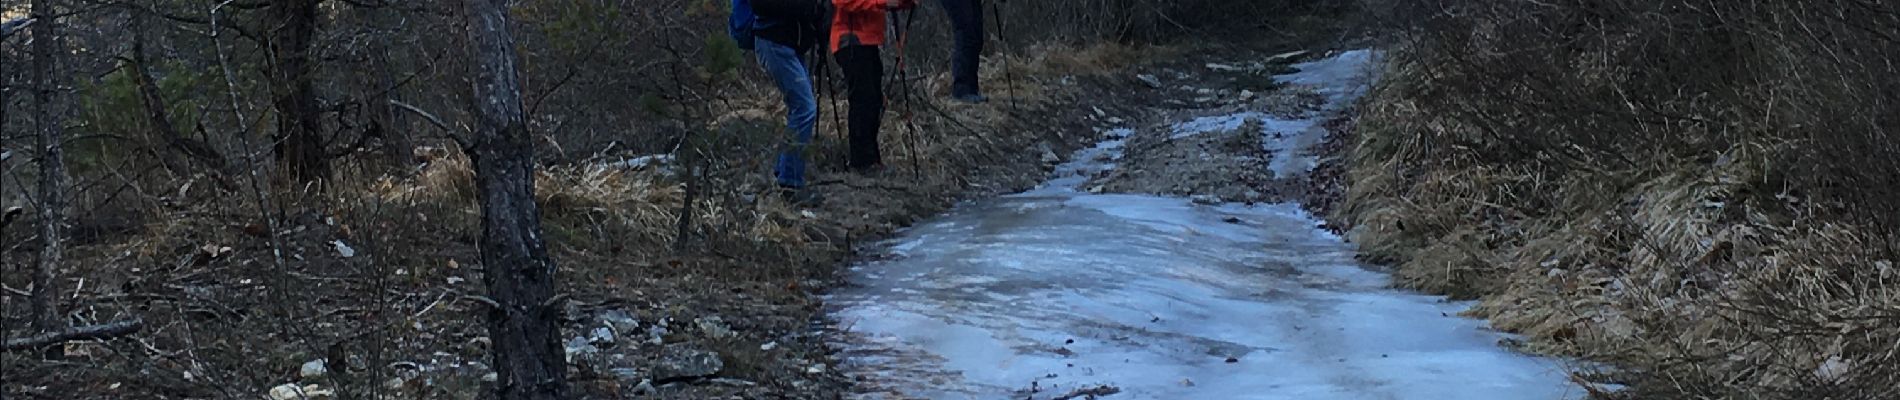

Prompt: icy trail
[{"left": 828, "top": 51, "right": 1583, "bottom": 399}]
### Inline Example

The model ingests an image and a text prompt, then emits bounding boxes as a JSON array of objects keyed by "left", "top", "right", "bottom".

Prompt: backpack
[
  {"left": 731, "top": 0, "right": 830, "bottom": 51},
  {"left": 729, "top": 0, "right": 758, "bottom": 51}
]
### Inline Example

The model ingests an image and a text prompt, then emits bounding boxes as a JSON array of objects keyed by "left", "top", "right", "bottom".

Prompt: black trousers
[
  {"left": 837, "top": 45, "right": 884, "bottom": 168},
  {"left": 938, "top": 0, "right": 984, "bottom": 97}
]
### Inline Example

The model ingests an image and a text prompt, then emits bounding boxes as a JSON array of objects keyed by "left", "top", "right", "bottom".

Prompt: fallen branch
[
  {"left": 1051, "top": 385, "right": 1121, "bottom": 400},
  {"left": 2, "top": 319, "right": 145, "bottom": 351}
]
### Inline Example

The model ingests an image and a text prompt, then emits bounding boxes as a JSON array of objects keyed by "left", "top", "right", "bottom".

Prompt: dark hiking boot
[
  {"left": 849, "top": 163, "right": 890, "bottom": 177},
  {"left": 952, "top": 93, "right": 989, "bottom": 104}
]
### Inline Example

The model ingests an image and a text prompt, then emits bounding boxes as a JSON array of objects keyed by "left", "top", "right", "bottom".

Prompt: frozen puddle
[{"left": 827, "top": 51, "right": 1583, "bottom": 399}]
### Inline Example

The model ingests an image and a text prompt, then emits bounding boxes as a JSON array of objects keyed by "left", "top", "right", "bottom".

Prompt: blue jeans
[
  {"left": 756, "top": 37, "right": 817, "bottom": 187},
  {"left": 938, "top": 0, "right": 984, "bottom": 97}
]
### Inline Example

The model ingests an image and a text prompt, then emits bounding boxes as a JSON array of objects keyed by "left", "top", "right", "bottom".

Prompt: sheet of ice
[
  {"left": 1170, "top": 112, "right": 1266, "bottom": 139},
  {"left": 830, "top": 50, "right": 1577, "bottom": 400},
  {"left": 1030, "top": 128, "right": 1132, "bottom": 194},
  {"left": 1278, "top": 49, "right": 1381, "bottom": 108},
  {"left": 831, "top": 194, "right": 1582, "bottom": 400},
  {"left": 1163, "top": 50, "right": 1380, "bottom": 177}
]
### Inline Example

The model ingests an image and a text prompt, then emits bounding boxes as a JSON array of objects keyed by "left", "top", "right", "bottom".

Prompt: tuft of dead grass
[{"left": 1335, "top": 1, "right": 1900, "bottom": 397}]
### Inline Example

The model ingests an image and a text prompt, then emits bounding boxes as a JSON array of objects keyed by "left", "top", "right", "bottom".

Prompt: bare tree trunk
[
  {"left": 269, "top": 0, "right": 329, "bottom": 183},
  {"left": 132, "top": 12, "right": 226, "bottom": 173},
  {"left": 1, "top": 20, "right": 14, "bottom": 400},
  {"left": 463, "top": 0, "right": 568, "bottom": 398},
  {"left": 28, "top": 0, "right": 61, "bottom": 333},
  {"left": 30, "top": 0, "right": 67, "bottom": 333},
  {"left": 367, "top": 49, "right": 413, "bottom": 167},
  {"left": 367, "top": 12, "right": 413, "bottom": 168}
]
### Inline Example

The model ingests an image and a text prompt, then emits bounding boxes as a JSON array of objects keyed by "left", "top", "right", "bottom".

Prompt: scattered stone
[
  {"left": 695, "top": 316, "right": 735, "bottom": 339},
  {"left": 565, "top": 336, "right": 599, "bottom": 363},
  {"left": 653, "top": 344, "right": 724, "bottom": 381},
  {"left": 1205, "top": 62, "right": 1242, "bottom": 71},
  {"left": 1190, "top": 195, "right": 1221, "bottom": 205},
  {"left": 631, "top": 379, "right": 658, "bottom": 396},
  {"left": 760, "top": 341, "right": 779, "bottom": 351},
  {"left": 482, "top": 372, "right": 499, "bottom": 383},
  {"left": 804, "top": 363, "right": 827, "bottom": 375},
  {"left": 1041, "top": 149, "right": 1062, "bottom": 164},
  {"left": 590, "top": 326, "right": 615, "bottom": 346},
  {"left": 331, "top": 240, "right": 356, "bottom": 258},
  {"left": 268, "top": 384, "right": 304, "bottom": 400},
  {"left": 1225, "top": 357, "right": 1240, "bottom": 363},
  {"left": 1135, "top": 74, "right": 1163, "bottom": 89},
  {"left": 648, "top": 318, "right": 672, "bottom": 344},
  {"left": 300, "top": 359, "right": 328, "bottom": 379},
  {"left": 1816, "top": 356, "right": 1853, "bottom": 383},
  {"left": 1223, "top": 217, "right": 1243, "bottom": 224}
]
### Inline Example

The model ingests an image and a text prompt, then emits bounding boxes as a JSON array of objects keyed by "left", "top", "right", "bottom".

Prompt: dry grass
[{"left": 1336, "top": 1, "right": 1900, "bottom": 398}]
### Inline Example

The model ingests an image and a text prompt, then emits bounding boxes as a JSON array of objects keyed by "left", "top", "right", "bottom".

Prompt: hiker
[
  {"left": 731, "top": 0, "right": 829, "bottom": 202},
  {"left": 938, "top": 0, "right": 985, "bottom": 103},
  {"left": 831, "top": 0, "right": 916, "bottom": 172}
]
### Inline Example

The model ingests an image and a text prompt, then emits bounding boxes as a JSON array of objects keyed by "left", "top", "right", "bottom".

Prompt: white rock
[
  {"left": 300, "top": 359, "right": 328, "bottom": 379},
  {"left": 695, "top": 316, "right": 736, "bottom": 339},
  {"left": 1815, "top": 356, "right": 1852, "bottom": 383},
  {"left": 599, "top": 309, "right": 640, "bottom": 332},
  {"left": 268, "top": 384, "right": 304, "bottom": 400},
  {"left": 590, "top": 326, "right": 615, "bottom": 345},
  {"left": 565, "top": 336, "right": 598, "bottom": 363},
  {"left": 331, "top": 240, "right": 356, "bottom": 258},
  {"left": 760, "top": 342, "right": 780, "bottom": 351},
  {"left": 482, "top": 372, "right": 499, "bottom": 383},
  {"left": 301, "top": 385, "right": 335, "bottom": 398},
  {"left": 804, "top": 363, "right": 827, "bottom": 374},
  {"left": 1135, "top": 74, "right": 1163, "bottom": 89},
  {"left": 632, "top": 379, "right": 658, "bottom": 395}
]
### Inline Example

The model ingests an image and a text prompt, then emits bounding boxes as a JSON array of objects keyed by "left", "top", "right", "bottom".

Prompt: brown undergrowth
[
  {"left": 1332, "top": 1, "right": 1900, "bottom": 398},
  {"left": 0, "top": 42, "right": 1158, "bottom": 399}
]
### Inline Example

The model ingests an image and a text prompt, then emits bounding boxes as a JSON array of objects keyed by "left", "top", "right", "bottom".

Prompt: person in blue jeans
[
  {"left": 735, "top": 0, "right": 829, "bottom": 204},
  {"left": 938, "top": 0, "right": 986, "bottom": 103},
  {"left": 755, "top": 37, "right": 820, "bottom": 203}
]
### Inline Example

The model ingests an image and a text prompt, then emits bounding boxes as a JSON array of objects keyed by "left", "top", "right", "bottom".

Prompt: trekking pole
[
  {"left": 990, "top": 0, "right": 1018, "bottom": 112},
  {"left": 889, "top": 8, "right": 925, "bottom": 178},
  {"left": 815, "top": 43, "right": 849, "bottom": 168}
]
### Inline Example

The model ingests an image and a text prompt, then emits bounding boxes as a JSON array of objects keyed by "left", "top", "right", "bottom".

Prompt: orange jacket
[{"left": 831, "top": 0, "right": 909, "bottom": 51}]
